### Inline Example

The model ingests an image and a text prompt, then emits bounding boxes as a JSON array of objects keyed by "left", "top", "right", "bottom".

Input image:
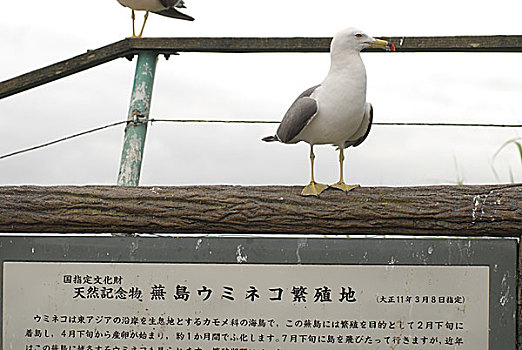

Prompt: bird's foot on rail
[
  {"left": 330, "top": 181, "right": 360, "bottom": 193},
  {"left": 301, "top": 181, "right": 328, "bottom": 197}
]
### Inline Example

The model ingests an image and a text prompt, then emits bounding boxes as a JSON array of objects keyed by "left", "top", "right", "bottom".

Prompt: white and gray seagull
[
  {"left": 263, "top": 28, "right": 394, "bottom": 196},
  {"left": 117, "top": 0, "right": 194, "bottom": 38}
]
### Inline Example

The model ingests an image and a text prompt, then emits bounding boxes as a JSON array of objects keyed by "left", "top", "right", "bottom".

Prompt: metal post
[{"left": 117, "top": 52, "right": 158, "bottom": 186}]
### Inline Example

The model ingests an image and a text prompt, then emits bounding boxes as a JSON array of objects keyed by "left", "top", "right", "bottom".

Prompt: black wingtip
[
  {"left": 153, "top": 8, "right": 195, "bottom": 21},
  {"left": 262, "top": 136, "right": 278, "bottom": 142}
]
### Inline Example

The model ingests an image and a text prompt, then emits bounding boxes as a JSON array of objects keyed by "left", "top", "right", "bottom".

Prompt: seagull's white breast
[
  {"left": 295, "top": 57, "right": 367, "bottom": 147},
  {"left": 117, "top": 0, "right": 166, "bottom": 11}
]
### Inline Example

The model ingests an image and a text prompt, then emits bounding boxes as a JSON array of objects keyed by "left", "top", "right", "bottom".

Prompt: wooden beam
[
  {"left": 0, "top": 185, "right": 520, "bottom": 235},
  {"left": 384, "top": 35, "right": 522, "bottom": 52},
  {"left": 2, "top": 35, "right": 522, "bottom": 99},
  {"left": 0, "top": 40, "right": 131, "bottom": 100},
  {"left": 129, "top": 37, "right": 332, "bottom": 53},
  {"left": 129, "top": 35, "right": 522, "bottom": 53}
]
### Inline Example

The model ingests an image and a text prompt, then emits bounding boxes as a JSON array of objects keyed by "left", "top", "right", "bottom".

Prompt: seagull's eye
[{"left": 355, "top": 33, "right": 363, "bottom": 39}]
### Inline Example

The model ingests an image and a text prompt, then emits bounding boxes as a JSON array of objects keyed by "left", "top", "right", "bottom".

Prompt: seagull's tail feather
[
  {"left": 153, "top": 8, "right": 194, "bottom": 21},
  {"left": 262, "top": 135, "right": 279, "bottom": 142}
]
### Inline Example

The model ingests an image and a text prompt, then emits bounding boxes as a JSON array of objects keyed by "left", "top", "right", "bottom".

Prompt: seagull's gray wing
[
  {"left": 159, "top": 0, "right": 183, "bottom": 8},
  {"left": 275, "top": 85, "right": 320, "bottom": 143},
  {"left": 343, "top": 103, "right": 373, "bottom": 148},
  {"left": 153, "top": 7, "right": 194, "bottom": 21}
]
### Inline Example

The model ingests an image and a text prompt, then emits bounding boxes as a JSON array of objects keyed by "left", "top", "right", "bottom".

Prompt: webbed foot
[
  {"left": 330, "top": 181, "right": 360, "bottom": 193},
  {"left": 301, "top": 181, "right": 328, "bottom": 197}
]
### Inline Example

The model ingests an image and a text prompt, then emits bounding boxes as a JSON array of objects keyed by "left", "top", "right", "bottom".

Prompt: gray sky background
[{"left": 0, "top": 0, "right": 521, "bottom": 186}]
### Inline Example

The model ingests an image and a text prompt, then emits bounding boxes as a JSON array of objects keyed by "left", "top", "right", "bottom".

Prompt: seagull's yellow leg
[
  {"left": 301, "top": 145, "right": 328, "bottom": 197},
  {"left": 137, "top": 11, "right": 150, "bottom": 38},
  {"left": 131, "top": 10, "right": 137, "bottom": 38},
  {"left": 330, "top": 148, "right": 360, "bottom": 192}
]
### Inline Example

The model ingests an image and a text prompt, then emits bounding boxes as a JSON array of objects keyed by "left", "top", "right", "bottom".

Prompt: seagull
[
  {"left": 117, "top": 0, "right": 194, "bottom": 38},
  {"left": 263, "top": 28, "right": 394, "bottom": 197}
]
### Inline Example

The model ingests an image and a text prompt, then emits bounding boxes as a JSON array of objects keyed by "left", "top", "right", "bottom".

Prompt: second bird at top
[{"left": 117, "top": 0, "right": 194, "bottom": 38}]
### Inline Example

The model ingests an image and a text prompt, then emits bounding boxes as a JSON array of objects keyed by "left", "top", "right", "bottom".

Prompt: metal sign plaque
[
  {"left": 4, "top": 262, "right": 489, "bottom": 349},
  {"left": 0, "top": 236, "right": 516, "bottom": 350}
]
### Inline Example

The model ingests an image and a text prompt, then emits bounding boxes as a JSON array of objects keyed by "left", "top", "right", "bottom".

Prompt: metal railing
[
  {"left": 1, "top": 35, "right": 522, "bottom": 185},
  {"left": 2, "top": 35, "right": 522, "bottom": 99}
]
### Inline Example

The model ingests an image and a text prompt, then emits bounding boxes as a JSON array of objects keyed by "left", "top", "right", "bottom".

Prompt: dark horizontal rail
[
  {"left": 2, "top": 35, "right": 522, "bottom": 99},
  {"left": 130, "top": 35, "right": 522, "bottom": 53}
]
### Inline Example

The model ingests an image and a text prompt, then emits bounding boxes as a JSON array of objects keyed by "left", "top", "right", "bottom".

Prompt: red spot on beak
[{"left": 387, "top": 43, "right": 396, "bottom": 52}]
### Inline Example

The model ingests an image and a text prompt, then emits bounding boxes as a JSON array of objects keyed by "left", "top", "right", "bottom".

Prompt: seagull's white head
[{"left": 331, "top": 27, "right": 394, "bottom": 54}]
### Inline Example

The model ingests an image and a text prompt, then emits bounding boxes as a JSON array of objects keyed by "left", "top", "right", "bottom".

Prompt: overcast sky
[{"left": 0, "top": 0, "right": 521, "bottom": 186}]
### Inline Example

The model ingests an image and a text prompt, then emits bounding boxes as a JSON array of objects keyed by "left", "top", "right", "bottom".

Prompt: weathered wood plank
[
  {"left": 129, "top": 35, "right": 522, "bottom": 53},
  {"left": 0, "top": 40, "right": 132, "bottom": 99},
  {"left": 2, "top": 35, "right": 522, "bottom": 99},
  {"left": 385, "top": 35, "right": 522, "bottom": 52},
  {"left": 128, "top": 37, "right": 332, "bottom": 53},
  {"left": 0, "top": 185, "right": 519, "bottom": 235}
]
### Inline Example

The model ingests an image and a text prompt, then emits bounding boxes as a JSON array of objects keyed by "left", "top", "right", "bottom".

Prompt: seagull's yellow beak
[{"left": 367, "top": 38, "right": 396, "bottom": 51}]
